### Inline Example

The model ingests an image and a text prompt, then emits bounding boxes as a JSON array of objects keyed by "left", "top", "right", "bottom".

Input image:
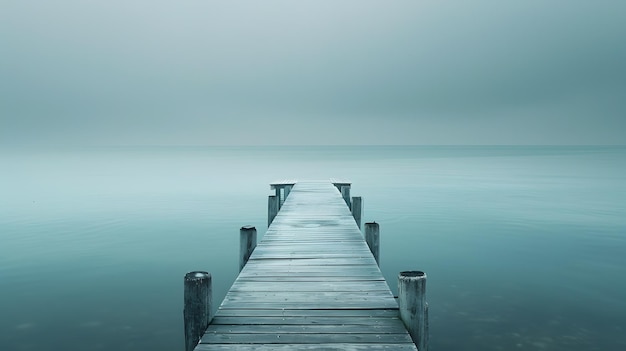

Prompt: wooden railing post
[
  {"left": 284, "top": 185, "right": 292, "bottom": 201},
  {"left": 398, "top": 271, "right": 428, "bottom": 351},
  {"left": 184, "top": 271, "right": 212, "bottom": 351},
  {"left": 239, "top": 226, "right": 257, "bottom": 272},
  {"left": 268, "top": 195, "right": 278, "bottom": 226},
  {"left": 364, "top": 222, "right": 379, "bottom": 265},
  {"left": 351, "top": 196, "right": 362, "bottom": 229},
  {"left": 340, "top": 185, "right": 351, "bottom": 210},
  {"left": 276, "top": 186, "right": 284, "bottom": 209}
]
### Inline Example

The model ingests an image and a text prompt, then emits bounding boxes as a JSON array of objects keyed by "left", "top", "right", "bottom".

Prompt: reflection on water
[{"left": 1, "top": 146, "right": 625, "bottom": 351}]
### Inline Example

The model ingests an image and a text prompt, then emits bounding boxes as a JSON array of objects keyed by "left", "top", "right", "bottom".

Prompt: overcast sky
[{"left": 1, "top": 1, "right": 625, "bottom": 146}]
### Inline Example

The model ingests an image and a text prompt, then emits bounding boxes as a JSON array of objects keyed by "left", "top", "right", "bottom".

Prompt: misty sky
[{"left": 1, "top": 1, "right": 625, "bottom": 146}]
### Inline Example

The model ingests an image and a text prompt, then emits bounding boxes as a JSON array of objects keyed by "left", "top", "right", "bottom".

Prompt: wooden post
[
  {"left": 340, "top": 185, "right": 351, "bottom": 210},
  {"left": 425, "top": 302, "right": 430, "bottom": 349},
  {"left": 275, "top": 186, "right": 283, "bottom": 209},
  {"left": 351, "top": 196, "right": 362, "bottom": 229},
  {"left": 268, "top": 195, "right": 278, "bottom": 227},
  {"left": 239, "top": 226, "right": 257, "bottom": 272},
  {"left": 364, "top": 222, "right": 379, "bottom": 265},
  {"left": 398, "top": 271, "right": 428, "bottom": 351},
  {"left": 284, "top": 185, "right": 292, "bottom": 201},
  {"left": 184, "top": 271, "right": 212, "bottom": 351}
]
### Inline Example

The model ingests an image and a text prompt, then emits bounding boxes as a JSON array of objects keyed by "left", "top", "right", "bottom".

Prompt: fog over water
[{"left": 2, "top": 1, "right": 625, "bottom": 146}]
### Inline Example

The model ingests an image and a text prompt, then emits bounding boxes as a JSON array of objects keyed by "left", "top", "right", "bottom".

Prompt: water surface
[{"left": 1, "top": 146, "right": 624, "bottom": 350}]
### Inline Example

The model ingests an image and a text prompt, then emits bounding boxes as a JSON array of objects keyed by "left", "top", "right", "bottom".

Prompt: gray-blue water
[{"left": 1, "top": 146, "right": 625, "bottom": 351}]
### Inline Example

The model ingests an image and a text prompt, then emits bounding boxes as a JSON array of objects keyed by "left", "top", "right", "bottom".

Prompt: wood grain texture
[
  {"left": 196, "top": 344, "right": 417, "bottom": 350},
  {"left": 197, "top": 181, "right": 416, "bottom": 350}
]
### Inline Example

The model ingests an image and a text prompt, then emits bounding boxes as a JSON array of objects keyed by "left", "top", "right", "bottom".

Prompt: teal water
[{"left": 1, "top": 146, "right": 625, "bottom": 350}]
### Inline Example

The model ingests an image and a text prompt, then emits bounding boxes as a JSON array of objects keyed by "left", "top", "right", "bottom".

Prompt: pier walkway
[{"left": 194, "top": 181, "right": 417, "bottom": 350}]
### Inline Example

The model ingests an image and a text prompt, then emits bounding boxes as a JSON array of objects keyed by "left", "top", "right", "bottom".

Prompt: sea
[{"left": 1, "top": 145, "right": 624, "bottom": 351}]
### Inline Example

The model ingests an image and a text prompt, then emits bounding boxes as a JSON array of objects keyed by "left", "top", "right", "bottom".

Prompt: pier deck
[{"left": 195, "top": 181, "right": 417, "bottom": 350}]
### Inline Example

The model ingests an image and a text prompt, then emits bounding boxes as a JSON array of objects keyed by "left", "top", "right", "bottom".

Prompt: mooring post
[
  {"left": 268, "top": 195, "right": 278, "bottom": 226},
  {"left": 364, "top": 222, "right": 380, "bottom": 265},
  {"left": 425, "top": 302, "right": 430, "bottom": 349},
  {"left": 351, "top": 196, "right": 362, "bottom": 229},
  {"left": 340, "top": 185, "right": 351, "bottom": 210},
  {"left": 239, "top": 226, "right": 257, "bottom": 272},
  {"left": 184, "top": 271, "right": 212, "bottom": 351},
  {"left": 276, "top": 186, "right": 283, "bottom": 209},
  {"left": 284, "top": 185, "right": 292, "bottom": 201},
  {"left": 398, "top": 271, "right": 428, "bottom": 351}
]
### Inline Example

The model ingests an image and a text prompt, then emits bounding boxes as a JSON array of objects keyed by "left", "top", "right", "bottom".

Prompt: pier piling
[
  {"left": 183, "top": 271, "right": 212, "bottom": 351},
  {"left": 364, "top": 221, "right": 380, "bottom": 265},
  {"left": 284, "top": 184, "right": 292, "bottom": 202},
  {"left": 351, "top": 196, "right": 362, "bottom": 229},
  {"left": 267, "top": 195, "right": 278, "bottom": 226},
  {"left": 239, "top": 226, "right": 257, "bottom": 272},
  {"left": 340, "top": 185, "right": 352, "bottom": 210},
  {"left": 398, "top": 271, "right": 429, "bottom": 351}
]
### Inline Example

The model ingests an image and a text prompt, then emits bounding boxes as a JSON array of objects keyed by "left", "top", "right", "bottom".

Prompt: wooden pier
[{"left": 185, "top": 180, "right": 428, "bottom": 351}]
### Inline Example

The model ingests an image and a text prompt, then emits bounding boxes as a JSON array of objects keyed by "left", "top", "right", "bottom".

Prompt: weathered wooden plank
[
  {"left": 245, "top": 254, "right": 377, "bottom": 260},
  {"left": 239, "top": 267, "right": 381, "bottom": 275},
  {"left": 250, "top": 248, "right": 373, "bottom": 254},
  {"left": 257, "top": 241, "right": 365, "bottom": 245},
  {"left": 205, "top": 324, "right": 407, "bottom": 334},
  {"left": 252, "top": 244, "right": 371, "bottom": 249},
  {"left": 223, "top": 291, "right": 394, "bottom": 301},
  {"left": 242, "top": 257, "right": 376, "bottom": 265},
  {"left": 218, "top": 301, "right": 399, "bottom": 310},
  {"left": 235, "top": 276, "right": 384, "bottom": 282},
  {"left": 241, "top": 265, "right": 377, "bottom": 271},
  {"left": 233, "top": 277, "right": 386, "bottom": 283},
  {"left": 219, "top": 300, "right": 398, "bottom": 309},
  {"left": 270, "top": 179, "right": 298, "bottom": 187},
  {"left": 213, "top": 309, "right": 400, "bottom": 318},
  {"left": 211, "top": 316, "right": 405, "bottom": 325},
  {"left": 200, "top": 333, "right": 413, "bottom": 344},
  {"left": 229, "top": 280, "right": 392, "bottom": 292},
  {"left": 196, "top": 344, "right": 417, "bottom": 350}
]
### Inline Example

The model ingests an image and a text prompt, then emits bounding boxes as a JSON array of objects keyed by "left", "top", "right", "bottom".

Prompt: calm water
[{"left": 1, "top": 146, "right": 625, "bottom": 351}]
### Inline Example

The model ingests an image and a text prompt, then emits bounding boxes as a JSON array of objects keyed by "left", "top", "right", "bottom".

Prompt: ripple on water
[{"left": 15, "top": 323, "right": 35, "bottom": 330}]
